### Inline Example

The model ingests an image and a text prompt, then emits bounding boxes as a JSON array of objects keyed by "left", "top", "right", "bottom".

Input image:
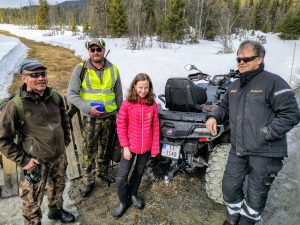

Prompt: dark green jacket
[{"left": 0, "top": 85, "right": 71, "bottom": 166}]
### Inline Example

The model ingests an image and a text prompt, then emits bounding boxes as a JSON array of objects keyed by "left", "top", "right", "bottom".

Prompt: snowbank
[{"left": 0, "top": 34, "right": 28, "bottom": 98}]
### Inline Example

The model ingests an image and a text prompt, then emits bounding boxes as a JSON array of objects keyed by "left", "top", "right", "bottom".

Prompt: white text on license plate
[{"left": 161, "top": 144, "right": 181, "bottom": 159}]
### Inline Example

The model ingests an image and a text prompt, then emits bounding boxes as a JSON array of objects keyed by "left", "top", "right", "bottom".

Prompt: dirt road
[{"left": 0, "top": 30, "right": 81, "bottom": 95}]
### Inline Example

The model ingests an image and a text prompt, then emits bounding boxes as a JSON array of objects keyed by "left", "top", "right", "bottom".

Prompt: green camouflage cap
[{"left": 85, "top": 39, "right": 106, "bottom": 49}]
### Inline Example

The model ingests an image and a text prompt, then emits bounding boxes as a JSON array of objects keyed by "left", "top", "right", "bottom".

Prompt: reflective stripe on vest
[{"left": 79, "top": 63, "right": 118, "bottom": 112}]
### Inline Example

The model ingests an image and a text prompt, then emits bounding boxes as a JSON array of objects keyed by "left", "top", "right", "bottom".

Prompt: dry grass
[
  {"left": 0, "top": 30, "right": 81, "bottom": 95},
  {"left": 68, "top": 167, "right": 225, "bottom": 225}
]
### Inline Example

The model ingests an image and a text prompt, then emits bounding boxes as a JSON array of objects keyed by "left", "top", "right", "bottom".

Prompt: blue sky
[{"left": 0, "top": 0, "right": 66, "bottom": 8}]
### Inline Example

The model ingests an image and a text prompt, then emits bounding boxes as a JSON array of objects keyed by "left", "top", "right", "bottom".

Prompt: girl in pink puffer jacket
[{"left": 113, "top": 73, "right": 160, "bottom": 218}]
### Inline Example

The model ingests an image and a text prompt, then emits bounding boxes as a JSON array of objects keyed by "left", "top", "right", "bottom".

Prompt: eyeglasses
[
  {"left": 89, "top": 47, "right": 103, "bottom": 53},
  {"left": 236, "top": 56, "right": 258, "bottom": 63},
  {"left": 23, "top": 71, "right": 47, "bottom": 78}
]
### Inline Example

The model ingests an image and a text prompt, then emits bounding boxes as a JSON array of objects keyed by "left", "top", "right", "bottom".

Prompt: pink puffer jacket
[{"left": 117, "top": 98, "right": 160, "bottom": 157}]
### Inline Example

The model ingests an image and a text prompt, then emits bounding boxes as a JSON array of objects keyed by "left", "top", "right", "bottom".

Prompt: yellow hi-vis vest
[{"left": 79, "top": 62, "right": 119, "bottom": 113}]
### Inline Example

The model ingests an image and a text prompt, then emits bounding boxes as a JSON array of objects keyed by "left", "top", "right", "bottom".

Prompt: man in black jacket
[{"left": 205, "top": 40, "right": 300, "bottom": 225}]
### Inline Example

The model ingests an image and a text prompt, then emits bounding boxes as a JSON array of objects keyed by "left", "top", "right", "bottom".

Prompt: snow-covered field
[
  {"left": 1, "top": 24, "right": 300, "bottom": 98},
  {"left": 0, "top": 24, "right": 299, "bottom": 225}
]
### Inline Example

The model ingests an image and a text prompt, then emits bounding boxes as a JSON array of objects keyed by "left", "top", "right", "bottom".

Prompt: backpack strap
[
  {"left": 12, "top": 94, "right": 25, "bottom": 124},
  {"left": 80, "top": 61, "right": 87, "bottom": 83},
  {"left": 50, "top": 90, "right": 61, "bottom": 106}
]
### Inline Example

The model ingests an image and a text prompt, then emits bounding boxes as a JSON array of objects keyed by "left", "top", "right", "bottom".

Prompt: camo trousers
[
  {"left": 81, "top": 115, "right": 116, "bottom": 185},
  {"left": 19, "top": 154, "right": 67, "bottom": 225}
]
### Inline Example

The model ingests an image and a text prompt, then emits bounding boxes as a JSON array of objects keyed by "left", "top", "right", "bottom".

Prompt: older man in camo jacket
[{"left": 0, "top": 59, "right": 75, "bottom": 225}]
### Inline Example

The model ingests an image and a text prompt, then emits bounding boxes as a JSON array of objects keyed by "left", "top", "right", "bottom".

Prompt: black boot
[
  {"left": 113, "top": 201, "right": 130, "bottom": 218},
  {"left": 48, "top": 207, "right": 75, "bottom": 223},
  {"left": 130, "top": 195, "right": 144, "bottom": 209},
  {"left": 98, "top": 172, "right": 115, "bottom": 183},
  {"left": 223, "top": 212, "right": 240, "bottom": 225},
  {"left": 80, "top": 183, "right": 94, "bottom": 197},
  {"left": 223, "top": 220, "right": 238, "bottom": 225},
  {"left": 238, "top": 216, "right": 256, "bottom": 225}
]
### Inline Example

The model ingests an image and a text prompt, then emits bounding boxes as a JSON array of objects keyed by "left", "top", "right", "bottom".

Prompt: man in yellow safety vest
[{"left": 67, "top": 39, "right": 123, "bottom": 197}]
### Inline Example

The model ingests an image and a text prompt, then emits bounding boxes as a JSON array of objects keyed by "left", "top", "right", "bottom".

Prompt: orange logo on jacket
[{"left": 230, "top": 89, "right": 237, "bottom": 93}]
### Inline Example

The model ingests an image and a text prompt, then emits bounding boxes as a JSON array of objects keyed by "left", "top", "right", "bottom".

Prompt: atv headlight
[{"left": 162, "top": 127, "right": 174, "bottom": 136}]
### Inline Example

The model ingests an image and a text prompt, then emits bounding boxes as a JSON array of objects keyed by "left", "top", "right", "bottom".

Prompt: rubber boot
[
  {"left": 113, "top": 201, "right": 130, "bottom": 218},
  {"left": 223, "top": 212, "right": 240, "bottom": 225},
  {"left": 238, "top": 216, "right": 256, "bottom": 225},
  {"left": 130, "top": 195, "right": 144, "bottom": 209},
  {"left": 48, "top": 206, "right": 75, "bottom": 223},
  {"left": 223, "top": 220, "right": 238, "bottom": 225}
]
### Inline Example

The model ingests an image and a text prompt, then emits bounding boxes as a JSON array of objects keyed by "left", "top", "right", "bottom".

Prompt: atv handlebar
[
  {"left": 188, "top": 72, "right": 211, "bottom": 81},
  {"left": 158, "top": 94, "right": 166, "bottom": 104}
]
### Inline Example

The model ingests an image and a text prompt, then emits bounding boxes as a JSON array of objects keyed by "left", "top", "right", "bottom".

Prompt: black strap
[{"left": 80, "top": 61, "right": 87, "bottom": 83}]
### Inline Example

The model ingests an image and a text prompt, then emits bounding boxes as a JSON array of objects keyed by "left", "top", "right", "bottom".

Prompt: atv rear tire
[{"left": 205, "top": 143, "right": 231, "bottom": 205}]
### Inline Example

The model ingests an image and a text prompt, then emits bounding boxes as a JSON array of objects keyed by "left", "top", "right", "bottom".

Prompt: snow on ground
[
  {"left": 0, "top": 34, "right": 28, "bottom": 98},
  {"left": 0, "top": 24, "right": 299, "bottom": 97},
  {"left": 0, "top": 24, "right": 300, "bottom": 225}
]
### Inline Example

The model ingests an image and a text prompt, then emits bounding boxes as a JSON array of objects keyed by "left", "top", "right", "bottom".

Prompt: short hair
[
  {"left": 127, "top": 73, "right": 156, "bottom": 105},
  {"left": 237, "top": 40, "right": 265, "bottom": 58}
]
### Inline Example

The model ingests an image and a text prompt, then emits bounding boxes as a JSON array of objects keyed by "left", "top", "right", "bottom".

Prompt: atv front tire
[{"left": 205, "top": 143, "right": 231, "bottom": 205}]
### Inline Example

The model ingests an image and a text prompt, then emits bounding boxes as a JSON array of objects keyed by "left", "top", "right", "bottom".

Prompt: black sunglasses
[
  {"left": 89, "top": 47, "right": 103, "bottom": 53},
  {"left": 24, "top": 71, "right": 47, "bottom": 78},
  {"left": 236, "top": 56, "right": 258, "bottom": 63}
]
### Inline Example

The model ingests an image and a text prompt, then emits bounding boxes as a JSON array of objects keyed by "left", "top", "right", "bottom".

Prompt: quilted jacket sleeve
[
  {"left": 151, "top": 103, "right": 160, "bottom": 157},
  {"left": 117, "top": 100, "right": 129, "bottom": 148}
]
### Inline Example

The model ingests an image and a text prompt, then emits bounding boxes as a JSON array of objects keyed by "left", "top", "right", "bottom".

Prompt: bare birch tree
[{"left": 217, "top": 1, "right": 239, "bottom": 53}]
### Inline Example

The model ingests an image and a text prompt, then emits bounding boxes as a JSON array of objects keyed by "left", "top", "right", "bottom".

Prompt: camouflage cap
[
  {"left": 85, "top": 38, "right": 106, "bottom": 49},
  {"left": 18, "top": 58, "right": 47, "bottom": 74}
]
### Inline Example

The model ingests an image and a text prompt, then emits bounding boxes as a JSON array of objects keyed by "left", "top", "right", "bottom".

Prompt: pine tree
[
  {"left": 250, "top": 0, "right": 268, "bottom": 31},
  {"left": 83, "top": 21, "right": 89, "bottom": 34},
  {"left": 36, "top": 0, "right": 49, "bottom": 30},
  {"left": 161, "top": 0, "right": 188, "bottom": 43},
  {"left": 278, "top": 2, "right": 300, "bottom": 39},
  {"left": 266, "top": 0, "right": 278, "bottom": 32},
  {"left": 71, "top": 16, "right": 77, "bottom": 34},
  {"left": 0, "top": 10, "right": 3, "bottom": 23},
  {"left": 108, "top": 0, "right": 128, "bottom": 37},
  {"left": 144, "top": 0, "right": 157, "bottom": 36}
]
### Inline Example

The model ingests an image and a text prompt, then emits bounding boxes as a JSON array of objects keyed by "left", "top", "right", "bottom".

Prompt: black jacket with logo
[{"left": 208, "top": 66, "right": 300, "bottom": 157}]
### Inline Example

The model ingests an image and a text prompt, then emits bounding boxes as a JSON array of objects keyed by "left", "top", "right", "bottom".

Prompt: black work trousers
[
  {"left": 116, "top": 151, "right": 150, "bottom": 203},
  {"left": 222, "top": 150, "right": 283, "bottom": 223}
]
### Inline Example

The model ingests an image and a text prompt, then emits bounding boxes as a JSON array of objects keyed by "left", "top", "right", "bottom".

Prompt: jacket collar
[
  {"left": 239, "top": 64, "right": 264, "bottom": 87},
  {"left": 137, "top": 97, "right": 146, "bottom": 104},
  {"left": 19, "top": 84, "right": 52, "bottom": 101}
]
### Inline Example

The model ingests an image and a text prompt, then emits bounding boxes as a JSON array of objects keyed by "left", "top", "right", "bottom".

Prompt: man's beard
[{"left": 91, "top": 55, "right": 104, "bottom": 64}]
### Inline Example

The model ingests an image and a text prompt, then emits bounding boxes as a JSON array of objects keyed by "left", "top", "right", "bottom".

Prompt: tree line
[{"left": 0, "top": 0, "right": 299, "bottom": 49}]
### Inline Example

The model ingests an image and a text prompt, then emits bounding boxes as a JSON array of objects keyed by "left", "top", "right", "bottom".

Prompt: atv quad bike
[{"left": 151, "top": 64, "right": 238, "bottom": 204}]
